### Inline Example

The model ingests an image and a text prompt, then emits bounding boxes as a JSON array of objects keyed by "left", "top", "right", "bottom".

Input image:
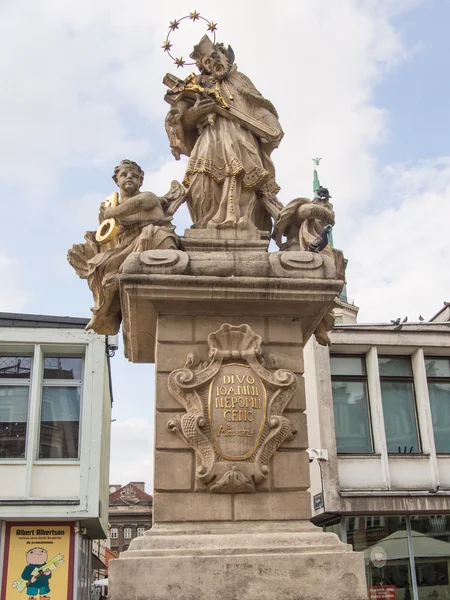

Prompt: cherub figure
[
  {"left": 68, "top": 159, "right": 186, "bottom": 335},
  {"left": 273, "top": 193, "right": 335, "bottom": 257}
]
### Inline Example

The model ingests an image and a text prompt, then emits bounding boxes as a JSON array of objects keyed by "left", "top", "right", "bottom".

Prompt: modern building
[
  {"left": 108, "top": 482, "right": 152, "bottom": 554},
  {"left": 306, "top": 300, "right": 450, "bottom": 600},
  {"left": 0, "top": 312, "right": 113, "bottom": 600}
]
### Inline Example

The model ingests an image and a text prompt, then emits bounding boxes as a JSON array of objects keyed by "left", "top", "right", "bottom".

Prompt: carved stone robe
[{"left": 168, "top": 66, "right": 284, "bottom": 232}]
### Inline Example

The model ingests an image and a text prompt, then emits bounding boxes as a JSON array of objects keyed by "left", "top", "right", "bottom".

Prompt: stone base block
[{"left": 109, "top": 521, "right": 368, "bottom": 600}]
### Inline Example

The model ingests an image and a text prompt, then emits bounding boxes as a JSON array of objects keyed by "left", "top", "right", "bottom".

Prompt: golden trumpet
[{"left": 96, "top": 192, "right": 120, "bottom": 244}]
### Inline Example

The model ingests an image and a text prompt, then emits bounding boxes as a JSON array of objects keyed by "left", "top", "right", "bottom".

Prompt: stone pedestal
[{"left": 109, "top": 237, "right": 367, "bottom": 600}]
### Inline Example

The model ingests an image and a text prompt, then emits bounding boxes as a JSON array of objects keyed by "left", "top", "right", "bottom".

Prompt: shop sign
[
  {"left": 313, "top": 493, "right": 323, "bottom": 510},
  {"left": 1, "top": 522, "right": 74, "bottom": 600},
  {"left": 368, "top": 585, "right": 396, "bottom": 599},
  {"left": 370, "top": 545, "right": 387, "bottom": 568}
]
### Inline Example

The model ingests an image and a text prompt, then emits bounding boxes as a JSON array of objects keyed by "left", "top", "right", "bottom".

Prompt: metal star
[
  {"left": 162, "top": 40, "right": 172, "bottom": 52},
  {"left": 189, "top": 10, "right": 200, "bottom": 21},
  {"left": 175, "top": 57, "right": 186, "bottom": 68},
  {"left": 207, "top": 21, "right": 218, "bottom": 33},
  {"left": 169, "top": 19, "right": 180, "bottom": 31}
]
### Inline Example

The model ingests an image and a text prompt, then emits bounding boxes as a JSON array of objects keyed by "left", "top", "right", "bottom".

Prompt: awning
[
  {"left": 91, "top": 553, "right": 106, "bottom": 571},
  {"left": 364, "top": 530, "right": 450, "bottom": 561}
]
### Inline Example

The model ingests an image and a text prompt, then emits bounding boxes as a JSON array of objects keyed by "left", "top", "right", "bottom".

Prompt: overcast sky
[{"left": 1, "top": 0, "right": 449, "bottom": 491}]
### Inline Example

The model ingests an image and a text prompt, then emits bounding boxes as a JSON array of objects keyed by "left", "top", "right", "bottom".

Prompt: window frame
[
  {"left": 123, "top": 527, "right": 132, "bottom": 539},
  {"left": 37, "top": 354, "right": 84, "bottom": 461},
  {"left": 0, "top": 354, "right": 33, "bottom": 461},
  {"left": 424, "top": 356, "right": 450, "bottom": 455},
  {"left": 110, "top": 528, "right": 118, "bottom": 539},
  {"left": 330, "top": 354, "right": 375, "bottom": 455},
  {"left": 378, "top": 355, "right": 422, "bottom": 455}
]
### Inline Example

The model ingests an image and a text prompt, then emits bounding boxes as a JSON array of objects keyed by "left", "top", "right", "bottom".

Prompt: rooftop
[{"left": 0, "top": 312, "right": 90, "bottom": 329}]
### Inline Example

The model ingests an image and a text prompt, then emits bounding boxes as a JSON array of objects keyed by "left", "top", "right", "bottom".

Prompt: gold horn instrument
[{"left": 95, "top": 192, "right": 120, "bottom": 244}]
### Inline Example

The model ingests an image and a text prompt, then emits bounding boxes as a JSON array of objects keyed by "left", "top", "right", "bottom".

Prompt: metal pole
[{"left": 406, "top": 516, "right": 419, "bottom": 600}]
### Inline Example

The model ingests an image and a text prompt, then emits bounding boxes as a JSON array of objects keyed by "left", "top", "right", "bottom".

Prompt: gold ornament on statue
[
  {"left": 161, "top": 11, "right": 217, "bottom": 68},
  {"left": 96, "top": 192, "right": 120, "bottom": 244}
]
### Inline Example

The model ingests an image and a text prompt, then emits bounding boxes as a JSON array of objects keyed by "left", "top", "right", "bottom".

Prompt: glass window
[
  {"left": 43, "top": 357, "right": 82, "bottom": 380},
  {"left": 331, "top": 355, "right": 373, "bottom": 454},
  {"left": 124, "top": 528, "right": 132, "bottom": 539},
  {"left": 0, "top": 356, "right": 32, "bottom": 379},
  {"left": 39, "top": 387, "right": 81, "bottom": 458},
  {"left": 331, "top": 356, "right": 366, "bottom": 376},
  {"left": 110, "top": 528, "right": 118, "bottom": 539},
  {"left": 335, "top": 515, "right": 450, "bottom": 599},
  {"left": 425, "top": 357, "right": 450, "bottom": 453},
  {"left": 410, "top": 516, "right": 450, "bottom": 599},
  {"left": 366, "top": 516, "right": 385, "bottom": 529},
  {"left": 0, "top": 356, "right": 32, "bottom": 460},
  {"left": 137, "top": 527, "right": 145, "bottom": 537},
  {"left": 345, "top": 516, "right": 413, "bottom": 597},
  {"left": 379, "top": 356, "right": 421, "bottom": 454},
  {"left": 0, "top": 386, "right": 30, "bottom": 459},
  {"left": 39, "top": 356, "right": 82, "bottom": 460}
]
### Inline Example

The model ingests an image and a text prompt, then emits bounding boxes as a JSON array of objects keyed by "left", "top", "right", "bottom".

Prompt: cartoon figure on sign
[{"left": 12, "top": 548, "right": 64, "bottom": 598}]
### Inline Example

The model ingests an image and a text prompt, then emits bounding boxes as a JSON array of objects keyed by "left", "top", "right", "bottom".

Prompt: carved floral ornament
[{"left": 167, "top": 324, "right": 298, "bottom": 493}]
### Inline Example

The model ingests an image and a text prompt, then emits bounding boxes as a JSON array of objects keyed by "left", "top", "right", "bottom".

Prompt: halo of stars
[{"left": 162, "top": 11, "right": 218, "bottom": 68}]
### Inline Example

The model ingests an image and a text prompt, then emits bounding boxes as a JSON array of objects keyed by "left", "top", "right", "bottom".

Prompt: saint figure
[{"left": 164, "top": 35, "right": 283, "bottom": 233}]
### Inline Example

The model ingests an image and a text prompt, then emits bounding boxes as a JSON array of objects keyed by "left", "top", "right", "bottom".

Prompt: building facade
[
  {"left": 0, "top": 313, "right": 112, "bottom": 600},
  {"left": 108, "top": 482, "right": 152, "bottom": 554},
  {"left": 306, "top": 302, "right": 450, "bottom": 600}
]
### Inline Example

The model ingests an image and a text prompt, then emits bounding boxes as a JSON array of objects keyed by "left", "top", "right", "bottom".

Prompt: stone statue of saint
[
  {"left": 164, "top": 35, "right": 283, "bottom": 233},
  {"left": 67, "top": 159, "right": 185, "bottom": 335}
]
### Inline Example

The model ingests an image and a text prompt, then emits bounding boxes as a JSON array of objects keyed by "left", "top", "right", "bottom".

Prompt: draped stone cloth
[
  {"left": 168, "top": 66, "right": 284, "bottom": 232},
  {"left": 68, "top": 219, "right": 177, "bottom": 335}
]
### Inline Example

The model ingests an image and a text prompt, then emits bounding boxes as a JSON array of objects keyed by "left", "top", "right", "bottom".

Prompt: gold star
[
  {"left": 207, "top": 21, "right": 217, "bottom": 33},
  {"left": 169, "top": 19, "right": 180, "bottom": 31},
  {"left": 162, "top": 40, "right": 172, "bottom": 52},
  {"left": 175, "top": 57, "right": 186, "bottom": 68},
  {"left": 189, "top": 10, "right": 200, "bottom": 21}
]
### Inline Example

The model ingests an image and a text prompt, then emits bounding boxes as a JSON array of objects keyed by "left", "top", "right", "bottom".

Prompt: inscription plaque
[
  {"left": 167, "top": 324, "right": 298, "bottom": 493},
  {"left": 209, "top": 363, "right": 267, "bottom": 460}
]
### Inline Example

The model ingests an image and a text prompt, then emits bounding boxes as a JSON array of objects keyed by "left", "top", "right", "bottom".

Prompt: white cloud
[
  {"left": 347, "top": 157, "right": 450, "bottom": 321},
  {"left": 0, "top": 255, "right": 29, "bottom": 312},
  {"left": 110, "top": 418, "right": 154, "bottom": 492},
  {"left": 0, "top": 0, "right": 422, "bottom": 201}
]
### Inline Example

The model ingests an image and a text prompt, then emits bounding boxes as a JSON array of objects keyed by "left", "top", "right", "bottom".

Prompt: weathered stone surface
[
  {"left": 194, "top": 315, "right": 266, "bottom": 344},
  {"left": 267, "top": 316, "right": 303, "bottom": 344},
  {"left": 285, "top": 376, "right": 307, "bottom": 411},
  {"left": 280, "top": 412, "right": 308, "bottom": 449},
  {"left": 153, "top": 492, "right": 232, "bottom": 522},
  {"left": 234, "top": 491, "right": 310, "bottom": 521},
  {"left": 156, "top": 341, "right": 206, "bottom": 373},
  {"left": 109, "top": 522, "right": 368, "bottom": 600},
  {"left": 157, "top": 315, "right": 194, "bottom": 343},
  {"left": 155, "top": 373, "right": 180, "bottom": 410},
  {"left": 154, "top": 451, "right": 192, "bottom": 491},
  {"left": 273, "top": 451, "right": 310, "bottom": 490},
  {"left": 264, "top": 343, "right": 304, "bottom": 374},
  {"left": 155, "top": 412, "right": 189, "bottom": 449}
]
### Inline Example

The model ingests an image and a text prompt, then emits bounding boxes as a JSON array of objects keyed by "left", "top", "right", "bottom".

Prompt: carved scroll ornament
[{"left": 167, "top": 324, "right": 297, "bottom": 493}]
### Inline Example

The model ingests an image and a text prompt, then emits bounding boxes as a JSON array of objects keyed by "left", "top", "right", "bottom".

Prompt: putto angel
[{"left": 67, "top": 159, "right": 185, "bottom": 335}]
